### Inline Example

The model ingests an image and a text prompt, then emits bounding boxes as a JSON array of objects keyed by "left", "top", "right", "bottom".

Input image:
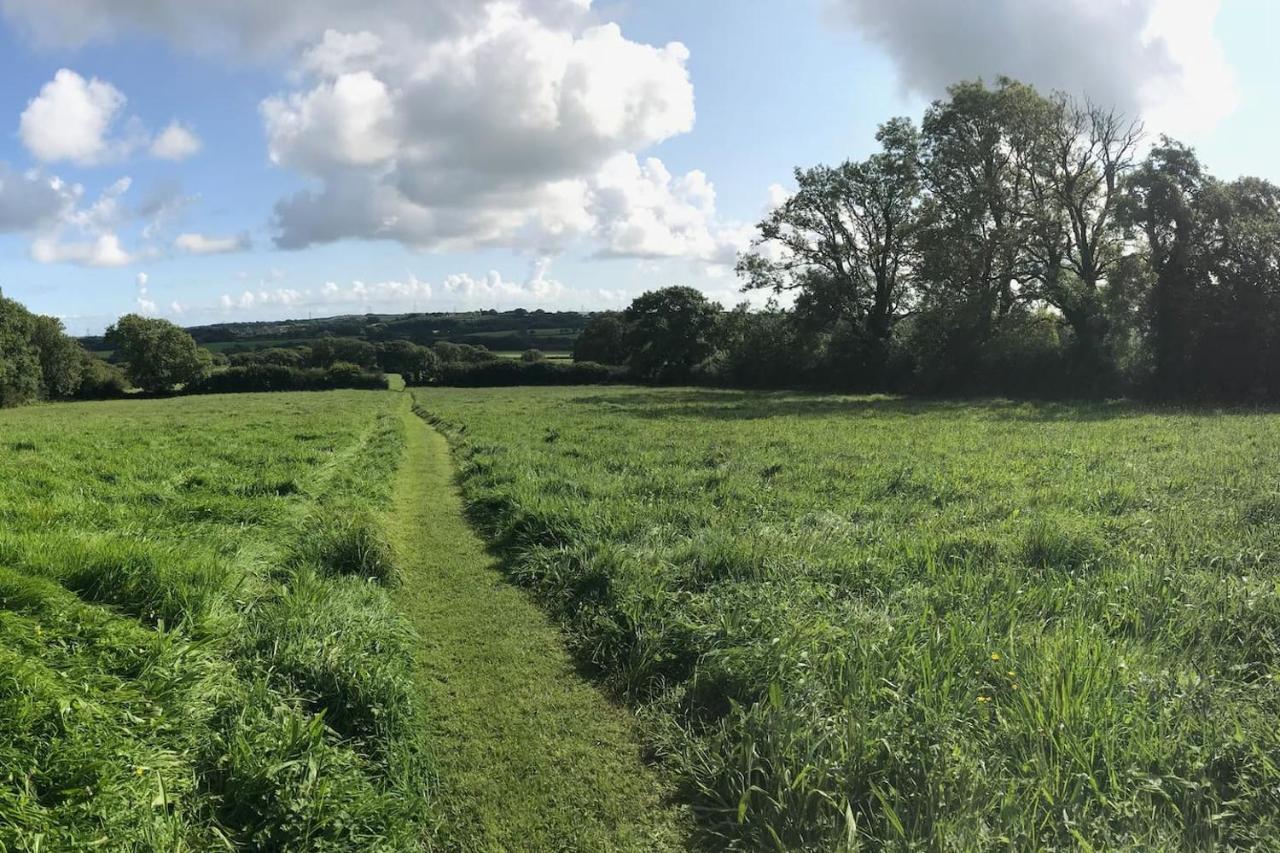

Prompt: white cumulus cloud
[
  {"left": 19, "top": 69, "right": 139, "bottom": 165},
  {"left": 29, "top": 175, "right": 147, "bottom": 267},
  {"left": 32, "top": 232, "right": 135, "bottom": 267},
  {"left": 150, "top": 121, "right": 202, "bottom": 160},
  {"left": 4, "top": 1, "right": 741, "bottom": 267},
  {"left": 261, "top": 3, "right": 701, "bottom": 255},
  {"left": 174, "top": 232, "right": 251, "bottom": 254}
]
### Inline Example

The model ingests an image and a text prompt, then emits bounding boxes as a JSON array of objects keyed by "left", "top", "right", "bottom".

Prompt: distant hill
[{"left": 82, "top": 309, "right": 601, "bottom": 355}]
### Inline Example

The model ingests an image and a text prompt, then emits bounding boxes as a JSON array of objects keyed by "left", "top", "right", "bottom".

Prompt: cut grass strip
[{"left": 389, "top": 403, "right": 688, "bottom": 851}]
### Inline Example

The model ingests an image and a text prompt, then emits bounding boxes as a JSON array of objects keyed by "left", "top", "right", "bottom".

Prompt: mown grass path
[{"left": 388, "top": 401, "right": 688, "bottom": 851}]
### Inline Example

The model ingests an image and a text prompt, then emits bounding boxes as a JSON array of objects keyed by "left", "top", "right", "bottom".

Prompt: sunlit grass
[
  {"left": 417, "top": 386, "right": 1280, "bottom": 850},
  {"left": 0, "top": 391, "right": 427, "bottom": 850}
]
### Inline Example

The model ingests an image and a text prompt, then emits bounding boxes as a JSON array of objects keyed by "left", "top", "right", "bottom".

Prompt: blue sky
[{"left": 0, "top": 0, "right": 1273, "bottom": 333}]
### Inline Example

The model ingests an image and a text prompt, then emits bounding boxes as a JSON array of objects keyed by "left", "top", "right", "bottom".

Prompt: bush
[
  {"left": 229, "top": 348, "right": 307, "bottom": 369},
  {"left": 439, "top": 359, "right": 624, "bottom": 387},
  {"left": 572, "top": 313, "right": 629, "bottom": 365},
  {"left": 377, "top": 340, "right": 440, "bottom": 385},
  {"left": 186, "top": 364, "right": 387, "bottom": 395},
  {"left": 75, "top": 356, "right": 129, "bottom": 399},
  {"left": 432, "top": 341, "right": 494, "bottom": 365}
]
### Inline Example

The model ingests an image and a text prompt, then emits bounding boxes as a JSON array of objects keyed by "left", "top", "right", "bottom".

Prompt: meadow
[
  {"left": 0, "top": 391, "right": 426, "bottom": 850},
  {"left": 416, "top": 386, "right": 1280, "bottom": 850}
]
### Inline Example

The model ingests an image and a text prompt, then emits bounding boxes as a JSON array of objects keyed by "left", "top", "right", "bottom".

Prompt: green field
[
  {"left": 415, "top": 386, "right": 1280, "bottom": 849},
  {"left": 9, "top": 385, "right": 1280, "bottom": 850},
  {"left": 0, "top": 392, "right": 427, "bottom": 850}
]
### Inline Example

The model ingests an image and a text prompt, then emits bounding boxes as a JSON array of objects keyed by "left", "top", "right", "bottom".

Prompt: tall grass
[
  {"left": 417, "top": 387, "right": 1280, "bottom": 849},
  {"left": 0, "top": 392, "right": 427, "bottom": 849}
]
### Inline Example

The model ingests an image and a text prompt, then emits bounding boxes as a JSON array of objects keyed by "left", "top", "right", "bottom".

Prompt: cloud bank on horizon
[{"left": 0, "top": 0, "right": 1245, "bottom": 322}]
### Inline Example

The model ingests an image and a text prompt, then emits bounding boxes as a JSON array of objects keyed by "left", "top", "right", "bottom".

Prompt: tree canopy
[
  {"left": 576, "top": 76, "right": 1280, "bottom": 403},
  {"left": 105, "top": 314, "right": 211, "bottom": 393}
]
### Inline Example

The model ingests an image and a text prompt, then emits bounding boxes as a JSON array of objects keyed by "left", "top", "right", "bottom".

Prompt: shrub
[
  {"left": 229, "top": 348, "right": 307, "bottom": 369},
  {"left": 75, "top": 355, "right": 129, "bottom": 399},
  {"left": 439, "top": 359, "right": 623, "bottom": 387},
  {"left": 186, "top": 364, "right": 387, "bottom": 395}
]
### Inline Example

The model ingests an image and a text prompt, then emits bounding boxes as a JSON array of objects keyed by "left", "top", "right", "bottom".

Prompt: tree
[
  {"left": 1119, "top": 138, "right": 1210, "bottom": 398},
  {"left": 29, "top": 315, "right": 85, "bottom": 399},
  {"left": 738, "top": 118, "right": 920, "bottom": 381},
  {"left": 309, "top": 336, "right": 378, "bottom": 369},
  {"left": 1021, "top": 95, "right": 1142, "bottom": 386},
  {"left": 0, "top": 295, "right": 40, "bottom": 407},
  {"left": 914, "top": 79, "right": 1046, "bottom": 383},
  {"left": 1183, "top": 176, "right": 1280, "bottom": 399},
  {"left": 105, "top": 314, "right": 211, "bottom": 393},
  {"left": 572, "top": 314, "right": 629, "bottom": 365},
  {"left": 230, "top": 347, "right": 306, "bottom": 369},
  {"left": 520, "top": 349, "right": 546, "bottom": 364},
  {"left": 75, "top": 355, "right": 128, "bottom": 400},
  {"left": 623, "top": 286, "right": 722, "bottom": 381},
  {"left": 377, "top": 340, "right": 440, "bottom": 385}
]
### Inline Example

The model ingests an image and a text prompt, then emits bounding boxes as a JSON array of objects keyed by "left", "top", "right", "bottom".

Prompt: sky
[{"left": 0, "top": 0, "right": 1276, "bottom": 334}]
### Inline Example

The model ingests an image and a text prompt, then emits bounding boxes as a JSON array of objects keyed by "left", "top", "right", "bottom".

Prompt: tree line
[
  {"left": 0, "top": 292, "right": 128, "bottom": 405},
  {"left": 578, "top": 77, "right": 1280, "bottom": 402}
]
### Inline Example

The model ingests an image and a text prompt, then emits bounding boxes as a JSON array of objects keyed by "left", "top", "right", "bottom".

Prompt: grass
[
  {"left": 414, "top": 386, "right": 1280, "bottom": 850},
  {"left": 388, "top": 400, "right": 688, "bottom": 850},
  {"left": 0, "top": 391, "right": 428, "bottom": 849}
]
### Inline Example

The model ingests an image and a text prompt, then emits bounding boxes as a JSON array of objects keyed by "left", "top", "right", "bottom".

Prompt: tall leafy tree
[
  {"left": 377, "top": 340, "right": 439, "bottom": 385},
  {"left": 105, "top": 314, "right": 211, "bottom": 393},
  {"left": 623, "top": 286, "right": 722, "bottom": 381},
  {"left": 1119, "top": 138, "right": 1210, "bottom": 398},
  {"left": 0, "top": 294, "right": 40, "bottom": 407},
  {"left": 1022, "top": 95, "right": 1142, "bottom": 382},
  {"left": 738, "top": 117, "right": 921, "bottom": 373},
  {"left": 572, "top": 313, "right": 629, "bottom": 365},
  {"left": 911, "top": 79, "right": 1052, "bottom": 384},
  {"left": 29, "top": 315, "right": 86, "bottom": 399},
  {"left": 1186, "top": 177, "right": 1280, "bottom": 398}
]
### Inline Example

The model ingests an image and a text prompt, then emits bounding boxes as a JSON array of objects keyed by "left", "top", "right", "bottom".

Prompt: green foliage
[
  {"left": 572, "top": 313, "right": 629, "bottom": 365},
  {"left": 419, "top": 385, "right": 1280, "bottom": 850},
  {"left": 440, "top": 358, "right": 620, "bottom": 387},
  {"left": 376, "top": 339, "right": 440, "bottom": 384},
  {"left": 309, "top": 335, "right": 378, "bottom": 369},
  {"left": 0, "top": 391, "right": 428, "bottom": 848},
  {"left": 105, "top": 313, "right": 212, "bottom": 393},
  {"left": 187, "top": 363, "right": 388, "bottom": 394},
  {"left": 74, "top": 354, "right": 129, "bottom": 399},
  {"left": 432, "top": 340, "right": 495, "bottom": 365},
  {"left": 0, "top": 294, "right": 40, "bottom": 407},
  {"left": 229, "top": 346, "right": 307, "bottom": 369},
  {"left": 623, "top": 286, "right": 723, "bottom": 382},
  {"left": 291, "top": 512, "right": 400, "bottom": 585},
  {"left": 28, "top": 315, "right": 85, "bottom": 399}
]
